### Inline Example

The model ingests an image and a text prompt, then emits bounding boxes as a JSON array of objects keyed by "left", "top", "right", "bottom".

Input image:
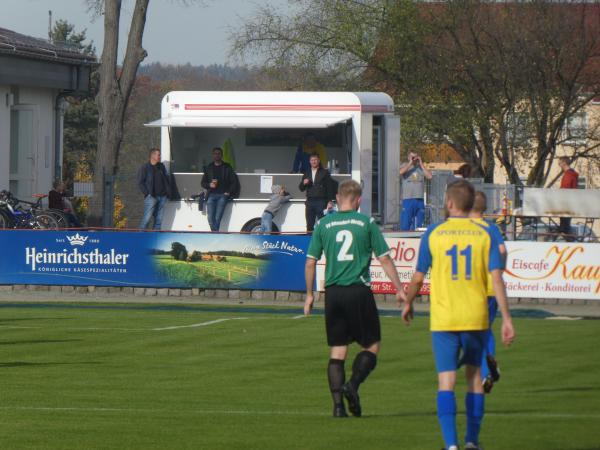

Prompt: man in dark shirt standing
[
  {"left": 137, "top": 148, "right": 172, "bottom": 230},
  {"left": 201, "top": 147, "right": 239, "bottom": 231},
  {"left": 557, "top": 156, "right": 579, "bottom": 241},
  {"left": 299, "top": 153, "right": 336, "bottom": 232}
]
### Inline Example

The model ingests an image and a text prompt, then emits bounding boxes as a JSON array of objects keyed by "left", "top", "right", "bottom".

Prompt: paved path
[{"left": 0, "top": 290, "right": 599, "bottom": 319}]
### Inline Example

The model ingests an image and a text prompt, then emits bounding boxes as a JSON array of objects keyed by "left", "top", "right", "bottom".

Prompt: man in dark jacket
[
  {"left": 299, "top": 153, "right": 336, "bottom": 232},
  {"left": 137, "top": 148, "right": 172, "bottom": 230},
  {"left": 201, "top": 147, "right": 239, "bottom": 231}
]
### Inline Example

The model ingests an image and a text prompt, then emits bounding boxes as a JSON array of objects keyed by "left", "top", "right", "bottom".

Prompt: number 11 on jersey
[{"left": 446, "top": 245, "right": 472, "bottom": 280}]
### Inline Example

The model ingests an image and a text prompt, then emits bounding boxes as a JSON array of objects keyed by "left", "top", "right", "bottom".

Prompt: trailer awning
[{"left": 144, "top": 115, "right": 352, "bottom": 128}]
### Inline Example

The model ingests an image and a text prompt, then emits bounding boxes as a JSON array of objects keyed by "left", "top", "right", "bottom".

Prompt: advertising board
[{"left": 0, "top": 230, "right": 309, "bottom": 291}]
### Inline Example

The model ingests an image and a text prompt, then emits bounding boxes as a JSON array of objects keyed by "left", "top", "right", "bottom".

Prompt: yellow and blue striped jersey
[{"left": 416, "top": 217, "right": 502, "bottom": 331}]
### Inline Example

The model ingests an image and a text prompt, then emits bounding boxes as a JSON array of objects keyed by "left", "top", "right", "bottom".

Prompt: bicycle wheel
[
  {"left": 46, "top": 209, "right": 69, "bottom": 228},
  {"left": 33, "top": 213, "right": 59, "bottom": 230},
  {"left": 0, "top": 209, "right": 13, "bottom": 228}
]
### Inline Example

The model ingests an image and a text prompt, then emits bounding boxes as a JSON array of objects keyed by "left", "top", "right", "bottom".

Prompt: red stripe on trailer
[{"left": 183, "top": 103, "right": 362, "bottom": 111}]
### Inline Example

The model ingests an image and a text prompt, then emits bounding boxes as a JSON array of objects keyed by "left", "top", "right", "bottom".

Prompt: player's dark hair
[
  {"left": 446, "top": 179, "right": 475, "bottom": 213},
  {"left": 338, "top": 179, "right": 362, "bottom": 201},
  {"left": 559, "top": 156, "right": 571, "bottom": 165},
  {"left": 148, "top": 147, "right": 160, "bottom": 157},
  {"left": 212, "top": 147, "right": 223, "bottom": 154},
  {"left": 309, "top": 152, "right": 320, "bottom": 159},
  {"left": 472, "top": 191, "right": 487, "bottom": 214}
]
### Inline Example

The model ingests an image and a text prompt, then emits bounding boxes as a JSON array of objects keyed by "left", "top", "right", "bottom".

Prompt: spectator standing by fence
[
  {"left": 399, "top": 151, "right": 432, "bottom": 231},
  {"left": 137, "top": 148, "right": 172, "bottom": 230},
  {"left": 557, "top": 156, "right": 579, "bottom": 241}
]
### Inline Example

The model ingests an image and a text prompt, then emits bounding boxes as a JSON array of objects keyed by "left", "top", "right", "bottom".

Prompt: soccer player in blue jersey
[
  {"left": 469, "top": 191, "right": 507, "bottom": 393},
  {"left": 402, "top": 180, "right": 515, "bottom": 450}
]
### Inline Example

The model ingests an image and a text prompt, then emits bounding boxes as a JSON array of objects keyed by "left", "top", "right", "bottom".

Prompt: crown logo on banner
[{"left": 66, "top": 233, "right": 88, "bottom": 246}]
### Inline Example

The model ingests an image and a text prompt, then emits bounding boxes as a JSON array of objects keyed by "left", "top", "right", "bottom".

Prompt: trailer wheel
[{"left": 241, "top": 218, "right": 279, "bottom": 233}]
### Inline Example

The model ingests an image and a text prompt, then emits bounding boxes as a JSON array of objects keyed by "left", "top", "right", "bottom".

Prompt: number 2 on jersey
[
  {"left": 336, "top": 230, "right": 354, "bottom": 261},
  {"left": 446, "top": 244, "right": 472, "bottom": 280}
]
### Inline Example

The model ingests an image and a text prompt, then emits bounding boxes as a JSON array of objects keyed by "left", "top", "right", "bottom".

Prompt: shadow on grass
[
  {"left": 0, "top": 317, "right": 74, "bottom": 323},
  {"left": 366, "top": 410, "right": 436, "bottom": 418},
  {"left": 523, "top": 386, "right": 600, "bottom": 394},
  {"left": 0, "top": 361, "right": 101, "bottom": 368},
  {"left": 0, "top": 339, "right": 83, "bottom": 346}
]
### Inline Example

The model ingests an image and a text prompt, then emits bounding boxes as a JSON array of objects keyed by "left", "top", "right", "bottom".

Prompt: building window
[
  {"left": 506, "top": 111, "right": 531, "bottom": 147},
  {"left": 564, "top": 110, "right": 587, "bottom": 145}
]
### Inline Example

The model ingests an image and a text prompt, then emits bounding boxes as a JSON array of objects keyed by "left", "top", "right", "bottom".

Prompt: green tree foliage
[{"left": 171, "top": 242, "right": 188, "bottom": 261}]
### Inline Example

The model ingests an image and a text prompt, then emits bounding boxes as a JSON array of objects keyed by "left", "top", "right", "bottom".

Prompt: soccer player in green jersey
[
  {"left": 403, "top": 180, "right": 515, "bottom": 450},
  {"left": 304, "top": 179, "right": 406, "bottom": 418}
]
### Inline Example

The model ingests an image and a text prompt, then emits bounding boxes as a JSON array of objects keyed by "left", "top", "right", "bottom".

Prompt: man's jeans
[
  {"left": 305, "top": 198, "right": 327, "bottom": 232},
  {"left": 206, "top": 193, "right": 228, "bottom": 231},
  {"left": 260, "top": 211, "right": 273, "bottom": 233},
  {"left": 400, "top": 198, "right": 425, "bottom": 231},
  {"left": 139, "top": 195, "right": 167, "bottom": 230}
]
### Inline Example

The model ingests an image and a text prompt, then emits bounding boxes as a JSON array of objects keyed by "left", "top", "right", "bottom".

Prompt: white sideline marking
[
  {"left": 545, "top": 316, "right": 582, "bottom": 321},
  {"left": 291, "top": 314, "right": 305, "bottom": 319},
  {"left": 153, "top": 317, "right": 247, "bottom": 331}
]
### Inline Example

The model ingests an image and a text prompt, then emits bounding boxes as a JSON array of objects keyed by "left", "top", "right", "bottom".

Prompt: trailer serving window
[{"left": 146, "top": 116, "right": 352, "bottom": 175}]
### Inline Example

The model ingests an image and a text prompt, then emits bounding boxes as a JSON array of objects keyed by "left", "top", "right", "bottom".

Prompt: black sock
[
  {"left": 349, "top": 351, "right": 377, "bottom": 391},
  {"left": 328, "top": 359, "right": 345, "bottom": 406}
]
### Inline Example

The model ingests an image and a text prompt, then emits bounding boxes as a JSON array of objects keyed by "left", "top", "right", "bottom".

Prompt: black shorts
[{"left": 324, "top": 284, "right": 381, "bottom": 347}]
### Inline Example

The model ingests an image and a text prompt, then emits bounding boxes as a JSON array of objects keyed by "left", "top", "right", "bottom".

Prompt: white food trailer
[{"left": 146, "top": 91, "right": 400, "bottom": 232}]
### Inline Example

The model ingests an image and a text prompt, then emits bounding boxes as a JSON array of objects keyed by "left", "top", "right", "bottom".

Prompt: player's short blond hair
[
  {"left": 472, "top": 191, "right": 487, "bottom": 214},
  {"left": 446, "top": 179, "right": 475, "bottom": 213},
  {"left": 337, "top": 179, "right": 362, "bottom": 201}
]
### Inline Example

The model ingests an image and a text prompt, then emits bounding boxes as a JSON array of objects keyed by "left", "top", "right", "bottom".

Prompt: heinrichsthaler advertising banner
[{"left": 0, "top": 230, "right": 310, "bottom": 291}]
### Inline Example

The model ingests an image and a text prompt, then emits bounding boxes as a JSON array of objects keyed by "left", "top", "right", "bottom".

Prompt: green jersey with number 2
[{"left": 307, "top": 210, "right": 390, "bottom": 287}]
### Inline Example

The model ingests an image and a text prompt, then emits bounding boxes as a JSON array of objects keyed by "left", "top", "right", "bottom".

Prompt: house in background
[{"left": 0, "top": 27, "right": 94, "bottom": 201}]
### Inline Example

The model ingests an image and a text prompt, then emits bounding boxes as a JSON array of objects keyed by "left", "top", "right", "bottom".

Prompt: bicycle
[{"left": 0, "top": 191, "right": 59, "bottom": 230}]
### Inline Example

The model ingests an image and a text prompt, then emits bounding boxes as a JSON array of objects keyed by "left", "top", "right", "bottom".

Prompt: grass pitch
[{"left": 0, "top": 302, "right": 599, "bottom": 450}]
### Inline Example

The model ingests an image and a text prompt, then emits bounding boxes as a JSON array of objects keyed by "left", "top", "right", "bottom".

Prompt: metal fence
[{"left": 400, "top": 170, "right": 519, "bottom": 228}]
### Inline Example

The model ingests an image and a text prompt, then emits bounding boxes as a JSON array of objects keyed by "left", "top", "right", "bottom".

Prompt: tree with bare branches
[{"left": 232, "top": 0, "right": 600, "bottom": 186}]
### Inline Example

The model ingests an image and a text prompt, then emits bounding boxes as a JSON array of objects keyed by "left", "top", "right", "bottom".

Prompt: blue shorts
[{"left": 432, "top": 331, "right": 487, "bottom": 373}]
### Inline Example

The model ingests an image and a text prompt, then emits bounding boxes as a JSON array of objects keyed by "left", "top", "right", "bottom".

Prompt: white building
[{"left": 0, "top": 27, "right": 94, "bottom": 201}]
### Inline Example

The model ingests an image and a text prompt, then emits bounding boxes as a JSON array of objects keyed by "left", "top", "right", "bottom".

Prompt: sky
[{"left": 1, "top": 0, "right": 291, "bottom": 65}]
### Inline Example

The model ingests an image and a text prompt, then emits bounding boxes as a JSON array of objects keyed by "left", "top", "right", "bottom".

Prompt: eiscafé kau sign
[{"left": 503, "top": 242, "right": 600, "bottom": 299}]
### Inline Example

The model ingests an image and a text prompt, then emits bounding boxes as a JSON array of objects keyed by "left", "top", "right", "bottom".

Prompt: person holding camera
[{"left": 399, "top": 151, "right": 432, "bottom": 231}]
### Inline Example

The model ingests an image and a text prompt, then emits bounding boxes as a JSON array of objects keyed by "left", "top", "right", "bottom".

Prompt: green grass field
[
  {"left": 154, "top": 255, "right": 266, "bottom": 287},
  {"left": 1, "top": 302, "right": 599, "bottom": 449}
]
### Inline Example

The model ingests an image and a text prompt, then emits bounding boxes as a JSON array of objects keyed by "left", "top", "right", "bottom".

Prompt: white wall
[
  {"left": 0, "top": 85, "right": 10, "bottom": 191},
  {"left": 13, "top": 86, "right": 56, "bottom": 199}
]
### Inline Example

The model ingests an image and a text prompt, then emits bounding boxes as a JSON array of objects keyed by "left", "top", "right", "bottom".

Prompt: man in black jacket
[
  {"left": 137, "top": 148, "right": 172, "bottom": 230},
  {"left": 201, "top": 147, "right": 239, "bottom": 231},
  {"left": 299, "top": 153, "right": 336, "bottom": 232}
]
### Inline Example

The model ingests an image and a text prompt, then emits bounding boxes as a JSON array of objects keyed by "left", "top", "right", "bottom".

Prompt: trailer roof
[{"left": 161, "top": 91, "right": 395, "bottom": 114}]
